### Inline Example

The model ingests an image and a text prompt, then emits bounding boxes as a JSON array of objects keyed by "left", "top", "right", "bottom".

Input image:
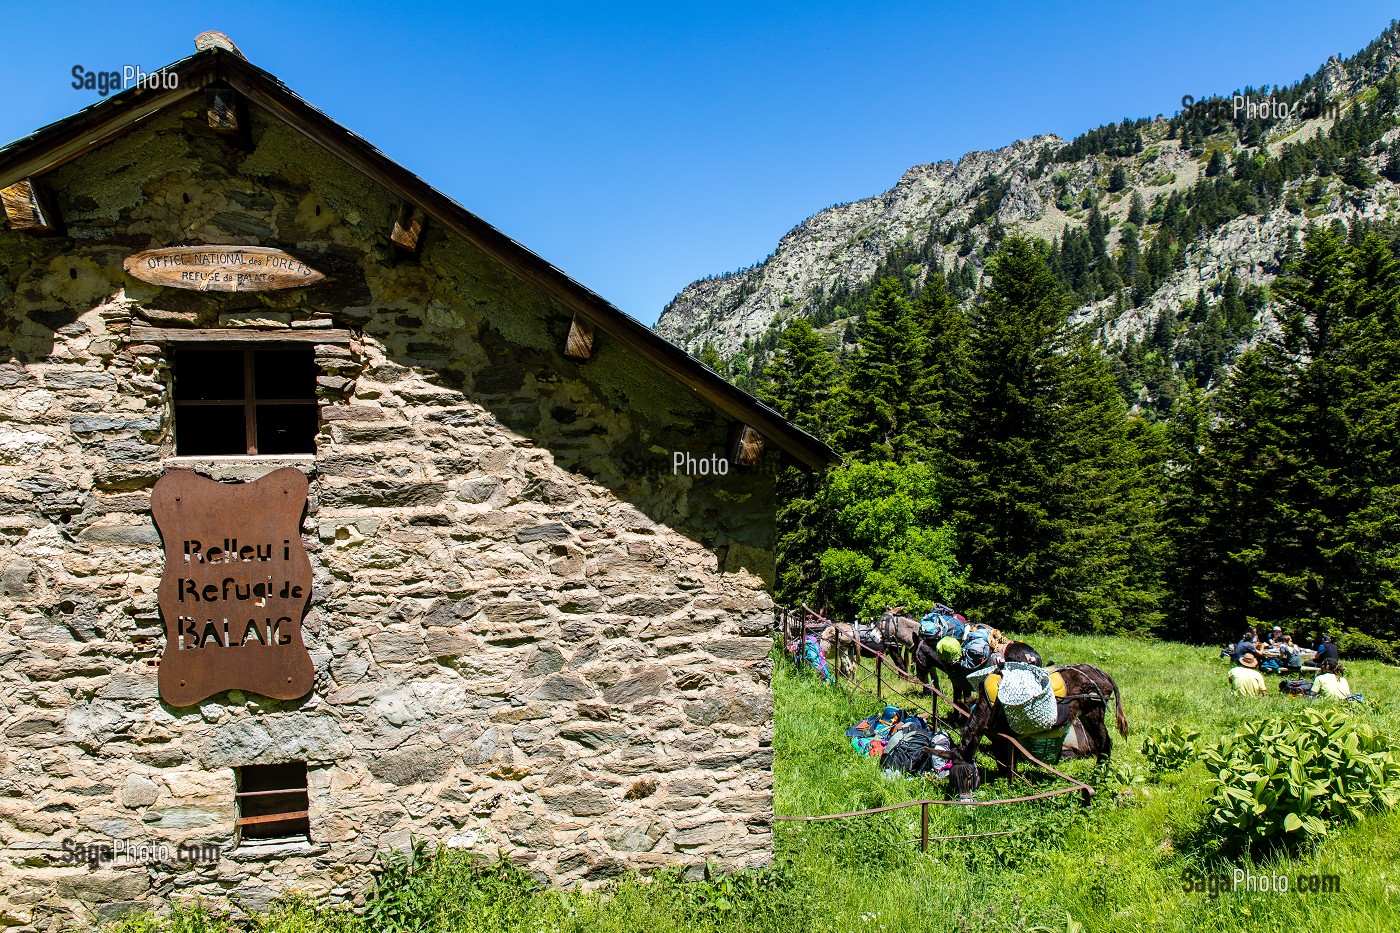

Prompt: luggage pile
[{"left": 845, "top": 706, "right": 955, "bottom": 780}]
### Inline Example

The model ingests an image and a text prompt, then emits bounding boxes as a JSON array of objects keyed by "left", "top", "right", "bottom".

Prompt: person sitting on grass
[
  {"left": 1312, "top": 660, "right": 1351, "bottom": 701},
  {"left": 1232, "top": 631, "right": 1266, "bottom": 666},
  {"left": 1228, "top": 652, "right": 1266, "bottom": 696}
]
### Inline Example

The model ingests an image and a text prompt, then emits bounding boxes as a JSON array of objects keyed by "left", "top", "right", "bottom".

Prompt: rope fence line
[{"left": 773, "top": 606, "right": 1096, "bottom": 851}]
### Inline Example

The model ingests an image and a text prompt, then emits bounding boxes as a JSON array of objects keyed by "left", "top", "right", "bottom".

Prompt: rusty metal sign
[
  {"left": 152, "top": 468, "right": 315, "bottom": 706},
  {"left": 123, "top": 246, "right": 325, "bottom": 292}
]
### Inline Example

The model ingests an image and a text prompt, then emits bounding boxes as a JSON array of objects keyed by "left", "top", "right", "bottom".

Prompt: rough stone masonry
[{"left": 0, "top": 58, "right": 798, "bottom": 929}]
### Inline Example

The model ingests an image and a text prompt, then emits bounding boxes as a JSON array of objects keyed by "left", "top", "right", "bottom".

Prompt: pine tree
[
  {"left": 1117, "top": 222, "right": 1141, "bottom": 279},
  {"left": 698, "top": 341, "right": 724, "bottom": 372},
  {"left": 831, "top": 278, "right": 921, "bottom": 459},
  {"left": 946, "top": 238, "right": 1063, "bottom": 628},
  {"left": 948, "top": 237, "right": 1164, "bottom": 632},
  {"left": 1049, "top": 335, "right": 1167, "bottom": 631},
  {"left": 906, "top": 273, "right": 968, "bottom": 454},
  {"left": 1206, "top": 149, "right": 1227, "bottom": 177},
  {"left": 1179, "top": 226, "right": 1400, "bottom": 647},
  {"left": 759, "top": 320, "right": 840, "bottom": 607},
  {"left": 1341, "top": 153, "right": 1377, "bottom": 189},
  {"left": 1127, "top": 191, "right": 1146, "bottom": 227},
  {"left": 1185, "top": 347, "right": 1298, "bottom": 639},
  {"left": 1087, "top": 203, "right": 1108, "bottom": 260},
  {"left": 1334, "top": 232, "right": 1400, "bottom": 644}
]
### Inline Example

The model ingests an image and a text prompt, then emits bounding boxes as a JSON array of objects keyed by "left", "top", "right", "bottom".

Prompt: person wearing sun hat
[{"left": 1228, "top": 651, "right": 1266, "bottom": 696}]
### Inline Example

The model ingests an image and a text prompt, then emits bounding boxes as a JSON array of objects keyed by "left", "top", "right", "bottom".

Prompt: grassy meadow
[
  {"left": 772, "top": 634, "right": 1400, "bottom": 933},
  {"left": 106, "top": 635, "right": 1400, "bottom": 933}
]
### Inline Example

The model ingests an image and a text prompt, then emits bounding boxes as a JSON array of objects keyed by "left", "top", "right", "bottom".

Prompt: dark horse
[
  {"left": 948, "top": 663, "right": 1128, "bottom": 795},
  {"left": 914, "top": 639, "right": 1042, "bottom": 718}
]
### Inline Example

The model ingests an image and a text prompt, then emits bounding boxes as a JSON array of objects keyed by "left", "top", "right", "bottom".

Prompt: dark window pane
[
  {"left": 256, "top": 404, "right": 318, "bottom": 455},
  {"left": 175, "top": 405, "right": 247, "bottom": 456},
  {"left": 254, "top": 347, "right": 316, "bottom": 401},
  {"left": 174, "top": 349, "right": 244, "bottom": 401}
]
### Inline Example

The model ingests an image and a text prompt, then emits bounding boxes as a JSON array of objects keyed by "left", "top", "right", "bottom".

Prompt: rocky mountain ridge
[{"left": 655, "top": 26, "right": 1400, "bottom": 383}]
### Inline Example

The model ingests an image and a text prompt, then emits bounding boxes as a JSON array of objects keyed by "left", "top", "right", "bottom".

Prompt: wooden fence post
[
  {"left": 920, "top": 802, "right": 930, "bottom": 852},
  {"left": 876, "top": 653, "right": 883, "bottom": 700}
]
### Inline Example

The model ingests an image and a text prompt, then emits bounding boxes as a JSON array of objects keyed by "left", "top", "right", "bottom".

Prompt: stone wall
[{"left": 0, "top": 104, "right": 777, "bottom": 929}]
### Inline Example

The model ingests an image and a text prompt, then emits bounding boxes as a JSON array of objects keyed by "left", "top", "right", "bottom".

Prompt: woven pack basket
[{"left": 998, "top": 662, "right": 1059, "bottom": 734}]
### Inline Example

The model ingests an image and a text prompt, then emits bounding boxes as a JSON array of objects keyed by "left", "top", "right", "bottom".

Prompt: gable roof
[{"left": 0, "top": 45, "right": 837, "bottom": 471}]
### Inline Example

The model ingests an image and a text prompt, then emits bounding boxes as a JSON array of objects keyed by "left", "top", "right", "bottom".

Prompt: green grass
[
  {"left": 107, "top": 636, "right": 1400, "bottom": 933},
  {"left": 773, "top": 635, "right": 1400, "bottom": 933}
]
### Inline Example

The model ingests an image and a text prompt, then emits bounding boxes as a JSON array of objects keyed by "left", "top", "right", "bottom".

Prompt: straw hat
[{"left": 1239, "top": 652, "right": 1260, "bottom": 669}]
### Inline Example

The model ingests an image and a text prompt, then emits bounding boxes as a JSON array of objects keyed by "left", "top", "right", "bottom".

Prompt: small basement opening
[{"left": 235, "top": 762, "right": 310, "bottom": 844}]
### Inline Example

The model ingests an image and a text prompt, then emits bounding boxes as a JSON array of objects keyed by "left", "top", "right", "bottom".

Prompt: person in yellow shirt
[
  {"left": 1313, "top": 661, "right": 1351, "bottom": 700},
  {"left": 1228, "top": 653, "right": 1267, "bottom": 696}
]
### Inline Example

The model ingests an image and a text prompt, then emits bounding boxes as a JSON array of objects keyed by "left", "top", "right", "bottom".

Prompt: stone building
[{"left": 0, "top": 35, "right": 834, "bottom": 929}]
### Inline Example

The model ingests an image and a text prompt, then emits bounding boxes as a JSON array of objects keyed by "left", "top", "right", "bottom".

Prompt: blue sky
[{"left": 2, "top": 2, "right": 1396, "bottom": 325}]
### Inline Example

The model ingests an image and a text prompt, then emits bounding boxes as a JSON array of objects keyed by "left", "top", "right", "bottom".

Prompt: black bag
[
  {"left": 1280, "top": 679, "right": 1315, "bottom": 697},
  {"left": 880, "top": 721, "right": 953, "bottom": 776}
]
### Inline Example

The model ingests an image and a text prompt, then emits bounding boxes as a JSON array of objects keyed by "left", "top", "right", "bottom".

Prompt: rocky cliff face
[
  {"left": 656, "top": 137, "right": 1058, "bottom": 356},
  {"left": 656, "top": 32, "right": 1400, "bottom": 367}
]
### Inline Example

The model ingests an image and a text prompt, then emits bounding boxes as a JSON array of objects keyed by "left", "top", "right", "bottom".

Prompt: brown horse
[{"left": 949, "top": 663, "right": 1128, "bottom": 794}]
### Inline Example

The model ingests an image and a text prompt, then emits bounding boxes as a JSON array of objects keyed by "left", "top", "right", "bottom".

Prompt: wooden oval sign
[
  {"left": 152, "top": 468, "right": 315, "bottom": 706},
  {"left": 124, "top": 245, "right": 325, "bottom": 292}
]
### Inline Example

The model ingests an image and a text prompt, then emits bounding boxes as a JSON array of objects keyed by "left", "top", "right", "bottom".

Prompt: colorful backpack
[
  {"left": 880, "top": 722, "right": 956, "bottom": 777},
  {"left": 919, "top": 609, "right": 965, "bottom": 641},
  {"left": 954, "top": 629, "right": 992, "bottom": 671},
  {"left": 846, "top": 705, "right": 904, "bottom": 755},
  {"left": 799, "top": 635, "right": 829, "bottom": 682}
]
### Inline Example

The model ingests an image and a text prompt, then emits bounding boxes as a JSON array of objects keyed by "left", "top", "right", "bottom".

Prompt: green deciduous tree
[{"left": 815, "top": 461, "right": 964, "bottom": 619}]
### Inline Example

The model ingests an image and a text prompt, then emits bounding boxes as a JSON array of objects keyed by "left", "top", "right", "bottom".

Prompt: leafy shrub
[
  {"left": 816, "top": 461, "right": 964, "bottom": 618},
  {"left": 1335, "top": 628, "right": 1396, "bottom": 661},
  {"left": 1202, "top": 707, "right": 1400, "bottom": 850},
  {"left": 1097, "top": 760, "right": 1148, "bottom": 802},
  {"left": 362, "top": 840, "right": 572, "bottom": 932},
  {"left": 1141, "top": 723, "right": 1204, "bottom": 773}
]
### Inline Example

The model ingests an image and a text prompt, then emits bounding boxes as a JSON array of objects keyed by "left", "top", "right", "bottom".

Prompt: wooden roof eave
[{"left": 0, "top": 55, "right": 217, "bottom": 189}]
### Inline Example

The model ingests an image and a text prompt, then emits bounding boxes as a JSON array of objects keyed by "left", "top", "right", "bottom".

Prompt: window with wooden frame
[
  {"left": 235, "top": 762, "right": 310, "bottom": 843},
  {"left": 172, "top": 346, "right": 318, "bottom": 456}
]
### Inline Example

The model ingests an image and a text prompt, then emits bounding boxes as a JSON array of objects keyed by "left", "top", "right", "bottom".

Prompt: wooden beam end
[
  {"left": 730, "top": 424, "right": 765, "bottom": 469},
  {"left": 391, "top": 203, "right": 427, "bottom": 255},
  {"left": 564, "top": 314, "right": 595, "bottom": 361},
  {"left": 1, "top": 179, "right": 61, "bottom": 235}
]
